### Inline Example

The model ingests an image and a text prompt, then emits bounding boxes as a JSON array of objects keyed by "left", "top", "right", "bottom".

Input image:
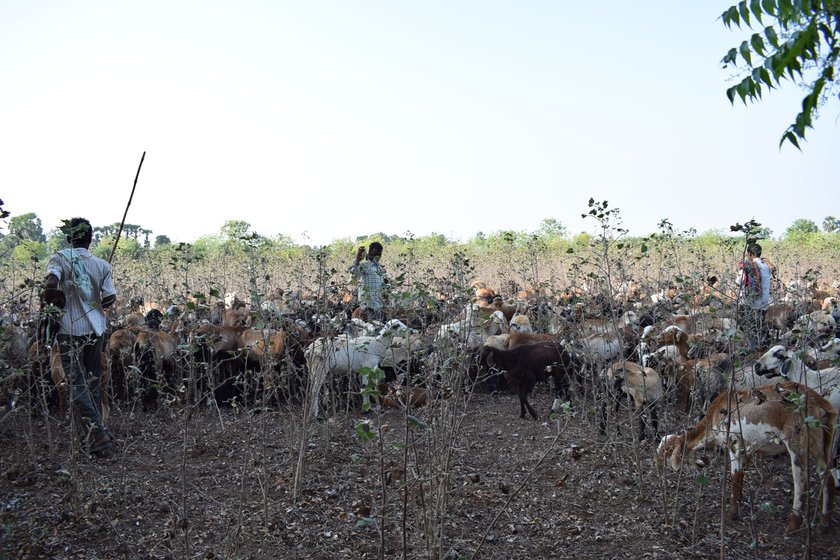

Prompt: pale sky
[{"left": 1, "top": 1, "right": 836, "bottom": 247}]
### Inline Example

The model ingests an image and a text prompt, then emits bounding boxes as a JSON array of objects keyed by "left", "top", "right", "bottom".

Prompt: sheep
[
  {"left": 481, "top": 342, "right": 581, "bottom": 419},
  {"left": 635, "top": 325, "right": 657, "bottom": 365},
  {"left": 475, "top": 316, "right": 534, "bottom": 380},
  {"left": 574, "top": 310, "right": 639, "bottom": 337},
  {"left": 470, "top": 281, "right": 496, "bottom": 304},
  {"left": 506, "top": 332, "right": 564, "bottom": 349},
  {"left": 222, "top": 306, "right": 251, "bottom": 328},
  {"left": 601, "top": 361, "right": 663, "bottom": 441},
  {"left": 575, "top": 330, "right": 623, "bottom": 366},
  {"left": 381, "top": 384, "right": 431, "bottom": 409},
  {"left": 481, "top": 334, "right": 510, "bottom": 350},
  {"left": 437, "top": 304, "right": 508, "bottom": 350},
  {"left": 259, "top": 298, "right": 294, "bottom": 323},
  {"left": 379, "top": 331, "right": 425, "bottom": 383},
  {"left": 784, "top": 310, "right": 837, "bottom": 345},
  {"left": 765, "top": 302, "right": 797, "bottom": 338},
  {"left": 107, "top": 326, "right": 141, "bottom": 401},
  {"left": 822, "top": 296, "right": 840, "bottom": 324},
  {"left": 753, "top": 344, "right": 840, "bottom": 410},
  {"left": 234, "top": 327, "right": 307, "bottom": 404},
  {"left": 345, "top": 317, "right": 384, "bottom": 338},
  {"left": 133, "top": 329, "right": 178, "bottom": 409},
  {"left": 804, "top": 337, "right": 840, "bottom": 370},
  {"left": 123, "top": 313, "right": 145, "bottom": 328},
  {"left": 306, "top": 319, "right": 410, "bottom": 419},
  {"left": 27, "top": 341, "right": 68, "bottom": 415},
  {"left": 144, "top": 308, "right": 165, "bottom": 330},
  {"left": 508, "top": 313, "right": 533, "bottom": 334},
  {"left": 648, "top": 325, "right": 730, "bottom": 411},
  {"left": 569, "top": 328, "right": 626, "bottom": 403},
  {"left": 192, "top": 323, "right": 251, "bottom": 404},
  {"left": 476, "top": 295, "right": 521, "bottom": 323},
  {"left": 239, "top": 328, "right": 287, "bottom": 365},
  {"left": 657, "top": 381, "right": 836, "bottom": 534},
  {"left": 615, "top": 280, "right": 644, "bottom": 305}
]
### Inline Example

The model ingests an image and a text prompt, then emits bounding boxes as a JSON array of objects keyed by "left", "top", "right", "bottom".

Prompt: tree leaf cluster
[{"left": 720, "top": 0, "right": 839, "bottom": 148}]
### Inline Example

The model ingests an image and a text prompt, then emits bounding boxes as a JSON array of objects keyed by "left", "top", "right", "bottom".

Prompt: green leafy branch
[{"left": 720, "top": 0, "right": 840, "bottom": 148}]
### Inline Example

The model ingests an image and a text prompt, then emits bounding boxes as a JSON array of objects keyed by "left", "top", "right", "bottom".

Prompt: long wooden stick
[{"left": 108, "top": 151, "right": 146, "bottom": 264}]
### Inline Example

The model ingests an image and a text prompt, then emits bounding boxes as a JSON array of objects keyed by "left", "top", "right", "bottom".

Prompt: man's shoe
[{"left": 90, "top": 432, "right": 113, "bottom": 456}]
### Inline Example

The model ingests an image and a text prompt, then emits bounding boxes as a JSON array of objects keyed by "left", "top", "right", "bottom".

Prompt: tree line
[{"left": 1, "top": 205, "right": 838, "bottom": 269}]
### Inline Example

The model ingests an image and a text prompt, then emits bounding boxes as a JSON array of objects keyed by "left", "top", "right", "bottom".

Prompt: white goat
[
  {"left": 804, "top": 337, "right": 840, "bottom": 369},
  {"left": 753, "top": 344, "right": 840, "bottom": 410},
  {"left": 306, "top": 319, "right": 410, "bottom": 419},
  {"left": 784, "top": 310, "right": 837, "bottom": 344},
  {"left": 601, "top": 361, "right": 663, "bottom": 440},
  {"left": 437, "top": 304, "right": 508, "bottom": 350}
]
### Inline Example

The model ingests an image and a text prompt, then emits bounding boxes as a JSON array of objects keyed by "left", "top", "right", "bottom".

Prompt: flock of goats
[{"left": 3, "top": 271, "right": 840, "bottom": 535}]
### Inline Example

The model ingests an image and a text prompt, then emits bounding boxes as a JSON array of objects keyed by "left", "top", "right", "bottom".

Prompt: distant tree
[
  {"left": 12, "top": 240, "right": 47, "bottom": 264},
  {"left": 193, "top": 235, "right": 221, "bottom": 257},
  {"left": 785, "top": 218, "right": 820, "bottom": 237},
  {"left": 8, "top": 212, "right": 46, "bottom": 242},
  {"left": 719, "top": 2, "right": 840, "bottom": 148},
  {"left": 422, "top": 233, "right": 449, "bottom": 247},
  {"left": 92, "top": 235, "right": 141, "bottom": 260},
  {"left": 93, "top": 223, "right": 113, "bottom": 244},
  {"left": 356, "top": 232, "right": 406, "bottom": 244},
  {"left": 270, "top": 234, "right": 296, "bottom": 248},
  {"left": 752, "top": 225, "right": 774, "bottom": 240},
  {"left": 139, "top": 228, "right": 152, "bottom": 247},
  {"left": 122, "top": 224, "right": 141, "bottom": 240},
  {"left": 45, "top": 228, "right": 68, "bottom": 253},
  {"left": 220, "top": 220, "right": 252, "bottom": 241},
  {"left": 155, "top": 235, "right": 172, "bottom": 247},
  {"left": 535, "top": 218, "right": 567, "bottom": 240},
  {"left": 822, "top": 215, "right": 840, "bottom": 233}
]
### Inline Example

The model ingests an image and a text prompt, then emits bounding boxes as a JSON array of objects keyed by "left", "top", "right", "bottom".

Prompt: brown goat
[
  {"left": 107, "top": 327, "right": 142, "bottom": 401},
  {"left": 134, "top": 329, "right": 178, "bottom": 407},
  {"left": 482, "top": 342, "right": 581, "bottom": 419},
  {"left": 506, "top": 332, "right": 564, "bottom": 349},
  {"left": 653, "top": 326, "right": 729, "bottom": 411},
  {"left": 657, "top": 381, "right": 836, "bottom": 535}
]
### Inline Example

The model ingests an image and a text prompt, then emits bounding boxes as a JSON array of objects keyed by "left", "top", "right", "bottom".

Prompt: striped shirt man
[
  {"left": 350, "top": 259, "right": 386, "bottom": 311},
  {"left": 45, "top": 247, "right": 116, "bottom": 336}
]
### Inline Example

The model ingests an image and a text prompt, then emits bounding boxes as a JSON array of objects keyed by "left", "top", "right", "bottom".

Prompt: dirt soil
[{"left": 1, "top": 386, "right": 839, "bottom": 560}]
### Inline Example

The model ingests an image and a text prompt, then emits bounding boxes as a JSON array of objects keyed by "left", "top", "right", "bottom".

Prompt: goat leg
[
  {"left": 785, "top": 511, "right": 803, "bottom": 536},
  {"left": 645, "top": 404, "right": 659, "bottom": 442},
  {"left": 598, "top": 399, "right": 608, "bottom": 436},
  {"left": 728, "top": 468, "right": 744, "bottom": 522},
  {"left": 518, "top": 385, "right": 538, "bottom": 419},
  {"left": 818, "top": 476, "right": 835, "bottom": 533}
]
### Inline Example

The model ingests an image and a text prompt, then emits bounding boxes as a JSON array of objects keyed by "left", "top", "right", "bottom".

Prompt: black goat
[
  {"left": 145, "top": 308, "right": 164, "bottom": 331},
  {"left": 482, "top": 342, "right": 581, "bottom": 419}
]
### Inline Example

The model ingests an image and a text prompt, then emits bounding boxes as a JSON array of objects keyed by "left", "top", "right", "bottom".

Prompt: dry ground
[{"left": 1, "top": 384, "right": 839, "bottom": 560}]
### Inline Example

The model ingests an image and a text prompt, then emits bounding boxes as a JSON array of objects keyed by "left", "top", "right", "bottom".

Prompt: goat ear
[
  {"left": 781, "top": 357, "right": 792, "bottom": 376},
  {"left": 669, "top": 442, "right": 682, "bottom": 471}
]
